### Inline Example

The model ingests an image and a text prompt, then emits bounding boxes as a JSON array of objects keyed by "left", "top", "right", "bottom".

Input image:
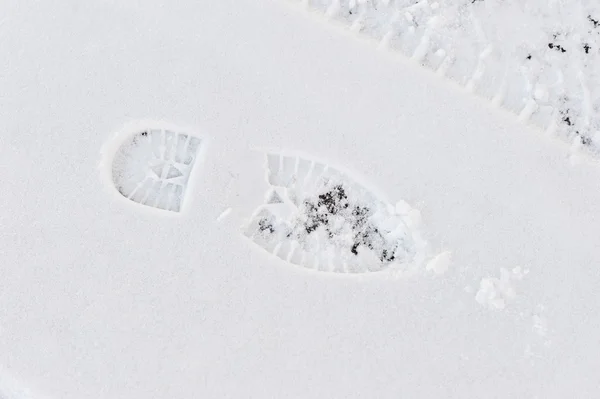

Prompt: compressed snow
[
  {"left": 1, "top": 0, "right": 600, "bottom": 398},
  {"left": 291, "top": 0, "right": 600, "bottom": 156},
  {"left": 243, "top": 152, "right": 428, "bottom": 274},
  {"left": 102, "top": 121, "right": 205, "bottom": 213}
]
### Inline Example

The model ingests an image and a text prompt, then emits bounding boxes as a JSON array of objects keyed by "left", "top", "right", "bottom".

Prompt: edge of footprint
[
  {"left": 98, "top": 119, "right": 209, "bottom": 215},
  {"left": 282, "top": 0, "right": 600, "bottom": 165},
  {"left": 242, "top": 146, "right": 435, "bottom": 278}
]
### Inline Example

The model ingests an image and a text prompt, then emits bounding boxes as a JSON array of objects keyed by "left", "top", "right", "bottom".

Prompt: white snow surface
[
  {"left": 295, "top": 0, "right": 600, "bottom": 156},
  {"left": 1, "top": 0, "right": 600, "bottom": 398}
]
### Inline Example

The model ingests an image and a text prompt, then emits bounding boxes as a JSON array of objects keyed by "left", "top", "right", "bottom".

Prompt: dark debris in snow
[{"left": 300, "top": 184, "right": 398, "bottom": 263}]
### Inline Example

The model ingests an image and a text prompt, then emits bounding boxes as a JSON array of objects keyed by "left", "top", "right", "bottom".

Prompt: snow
[
  {"left": 295, "top": 0, "right": 600, "bottom": 156},
  {"left": 243, "top": 151, "right": 429, "bottom": 274},
  {"left": 475, "top": 267, "right": 527, "bottom": 311},
  {"left": 1, "top": 0, "right": 600, "bottom": 398},
  {"left": 102, "top": 120, "right": 206, "bottom": 213},
  {"left": 425, "top": 250, "right": 451, "bottom": 276}
]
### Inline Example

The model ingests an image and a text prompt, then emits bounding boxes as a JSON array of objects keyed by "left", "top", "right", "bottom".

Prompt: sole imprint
[
  {"left": 288, "top": 0, "right": 600, "bottom": 157},
  {"left": 100, "top": 121, "right": 204, "bottom": 213},
  {"left": 243, "top": 151, "right": 428, "bottom": 274}
]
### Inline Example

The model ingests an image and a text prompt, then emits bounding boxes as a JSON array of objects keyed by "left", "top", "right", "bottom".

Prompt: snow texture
[
  {"left": 2, "top": 0, "right": 600, "bottom": 398},
  {"left": 291, "top": 0, "right": 600, "bottom": 157},
  {"left": 425, "top": 250, "right": 451, "bottom": 275},
  {"left": 475, "top": 267, "right": 528, "bottom": 310},
  {"left": 103, "top": 122, "right": 203, "bottom": 212},
  {"left": 244, "top": 152, "right": 427, "bottom": 274}
]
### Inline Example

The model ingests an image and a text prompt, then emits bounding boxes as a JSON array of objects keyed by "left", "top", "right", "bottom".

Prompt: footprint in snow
[
  {"left": 100, "top": 121, "right": 205, "bottom": 213},
  {"left": 243, "top": 151, "right": 433, "bottom": 275}
]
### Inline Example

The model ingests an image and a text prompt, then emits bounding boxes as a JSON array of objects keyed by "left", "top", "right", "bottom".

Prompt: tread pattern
[
  {"left": 289, "top": 0, "right": 600, "bottom": 156},
  {"left": 111, "top": 128, "right": 202, "bottom": 212},
  {"left": 243, "top": 152, "right": 427, "bottom": 274}
]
